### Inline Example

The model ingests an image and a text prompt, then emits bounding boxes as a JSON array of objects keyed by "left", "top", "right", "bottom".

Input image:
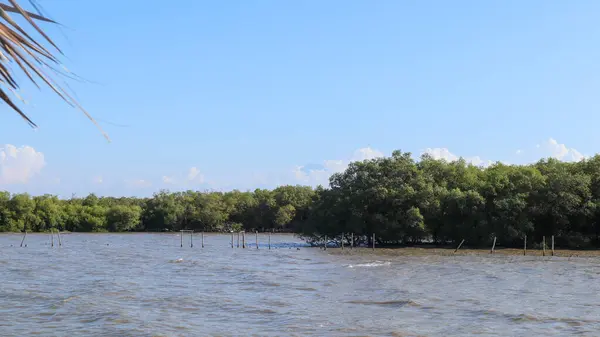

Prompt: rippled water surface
[{"left": 1, "top": 233, "right": 600, "bottom": 336}]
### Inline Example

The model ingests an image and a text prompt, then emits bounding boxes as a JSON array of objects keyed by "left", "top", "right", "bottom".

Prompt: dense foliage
[
  {"left": 0, "top": 186, "right": 316, "bottom": 234},
  {"left": 3, "top": 150, "right": 600, "bottom": 249},
  {"left": 300, "top": 151, "right": 600, "bottom": 249}
]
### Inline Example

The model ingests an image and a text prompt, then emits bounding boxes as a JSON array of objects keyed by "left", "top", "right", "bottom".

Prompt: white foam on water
[{"left": 347, "top": 261, "right": 391, "bottom": 268}]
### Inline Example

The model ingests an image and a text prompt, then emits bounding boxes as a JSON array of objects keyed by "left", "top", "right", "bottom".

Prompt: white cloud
[
  {"left": 540, "top": 138, "right": 585, "bottom": 162},
  {"left": 0, "top": 144, "right": 45, "bottom": 184},
  {"left": 187, "top": 167, "right": 204, "bottom": 183},
  {"left": 293, "top": 147, "right": 385, "bottom": 186},
  {"left": 422, "top": 147, "right": 493, "bottom": 167},
  {"left": 158, "top": 167, "right": 205, "bottom": 188},
  {"left": 352, "top": 147, "right": 384, "bottom": 161},
  {"left": 126, "top": 179, "right": 151, "bottom": 188}
]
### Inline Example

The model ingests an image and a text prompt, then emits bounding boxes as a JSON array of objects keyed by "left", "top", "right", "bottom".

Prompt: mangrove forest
[{"left": 2, "top": 151, "right": 600, "bottom": 249}]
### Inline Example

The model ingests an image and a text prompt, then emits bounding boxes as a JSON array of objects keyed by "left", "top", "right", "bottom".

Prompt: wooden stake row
[{"left": 458, "top": 235, "right": 557, "bottom": 256}]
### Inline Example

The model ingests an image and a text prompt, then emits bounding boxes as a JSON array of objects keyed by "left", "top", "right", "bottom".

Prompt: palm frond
[{"left": 0, "top": 1, "right": 109, "bottom": 141}]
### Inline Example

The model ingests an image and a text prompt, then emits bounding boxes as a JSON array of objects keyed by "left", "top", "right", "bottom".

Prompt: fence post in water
[
  {"left": 268, "top": 232, "right": 271, "bottom": 250},
  {"left": 201, "top": 232, "right": 204, "bottom": 248},
  {"left": 542, "top": 236, "right": 546, "bottom": 257},
  {"left": 372, "top": 233, "right": 375, "bottom": 251},
  {"left": 57, "top": 230, "right": 62, "bottom": 247},
  {"left": 551, "top": 235, "right": 555, "bottom": 256},
  {"left": 324, "top": 235, "right": 327, "bottom": 250},
  {"left": 454, "top": 239, "right": 465, "bottom": 253},
  {"left": 190, "top": 231, "right": 193, "bottom": 248},
  {"left": 341, "top": 232, "right": 344, "bottom": 250},
  {"left": 242, "top": 232, "right": 246, "bottom": 249},
  {"left": 255, "top": 231, "right": 258, "bottom": 249},
  {"left": 524, "top": 235, "right": 527, "bottom": 256},
  {"left": 20, "top": 230, "right": 27, "bottom": 247},
  {"left": 237, "top": 232, "right": 240, "bottom": 248},
  {"left": 180, "top": 231, "right": 183, "bottom": 248},
  {"left": 231, "top": 232, "right": 234, "bottom": 248},
  {"left": 491, "top": 237, "right": 496, "bottom": 254},
  {"left": 51, "top": 231, "right": 54, "bottom": 248},
  {"left": 350, "top": 233, "right": 354, "bottom": 249}
]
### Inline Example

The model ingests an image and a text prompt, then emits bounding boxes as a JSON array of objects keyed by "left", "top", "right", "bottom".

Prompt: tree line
[
  {"left": 0, "top": 185, "right": 315, "bottom": 234},
  {"left": 299, "top": 151, "right": 600, "bottom": 249},
  {"left": 2, "top": 150, "right": 600, "bottom": 249}
]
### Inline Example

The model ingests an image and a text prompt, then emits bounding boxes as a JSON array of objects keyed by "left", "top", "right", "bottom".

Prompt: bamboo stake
[
  {"left": 341, "top": 232, "right": 344, "bottom": 250},
  {"left": 454, "top": 239, "right": 465, "bottom": 253},
  {"left": 57, "top": 230, "right": 62, "bottom": 247},
  {"left": 351, "top": 233, "right": 354, "bottom": 249},
  {"left": 523, "top": 235, "right": 527, "bottom": 256},
  {"left": 201, "top": 232, "right": 204, "bottom": 248},
  {"left": 180, "top": 231, "right": 183, "bottom": 248},
  {"left": 268, "top": 232, "right": 271, "bottom": 250},
  {"left": 324, "top": 235, "right": 327, "bottom": 250},
  {"left": 256, "top": 231, "right": 259, "bottom": 249},
  {"left": 190, "top": 231, "right": 193, "bottom": 248},
  {"left": 20, "top": 230, "right": 26, "bottom": 247},
  {"left": 551, "top": 235, "right": 555, "bottom": 256},
  {"left": 372, "top": 233, "right": 375, "bottom": 250},
  {"left": 542, "top": 236, "right": 546, "bottom": 257},
  {"left": 490, "top": 237, "right": 496, "bottom": 254},
  {"left": 242, "top": 232, "right": 245, "bottom": 249},
  {"left": 51, "top": 232, "right": 54, "bottom": 248},
  {"left": 237, "top": 232, "right": 240, "bottom": 248}
]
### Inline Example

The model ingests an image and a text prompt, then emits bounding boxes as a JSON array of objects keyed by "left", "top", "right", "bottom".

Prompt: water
[{"left": 1, "top": 233, "right": 599, "bottom": 336}]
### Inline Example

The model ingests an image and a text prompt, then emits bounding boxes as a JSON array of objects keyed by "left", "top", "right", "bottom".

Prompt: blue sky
[{"left": 1, "top": 0, "right": 600, "bottom": 197}]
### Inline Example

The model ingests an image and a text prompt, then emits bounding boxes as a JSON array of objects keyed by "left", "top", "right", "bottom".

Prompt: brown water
[{"left": 1, "top": 233, "right": 599, "bottom": 336}]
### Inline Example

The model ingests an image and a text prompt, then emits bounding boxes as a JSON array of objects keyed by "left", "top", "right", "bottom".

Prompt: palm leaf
[{"left": 0, "top": 1, "right": 109, "bottom": 141}]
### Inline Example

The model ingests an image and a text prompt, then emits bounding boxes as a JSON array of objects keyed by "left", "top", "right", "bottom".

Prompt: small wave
[
  {"left": 245, "top": 308, "right": 278, "bottom": 314},
  {"left": 170, "top": 258, "right": 184, "bottom": 263},
  {"left": 347, "top": 261, "right": 391, "bottom": 268},
  {"left": 347, "top": 299, "right": 421, "bottom": 307},
  {"left": 62, "top": 296, "right": 78, "bottom": 303},
  {"left": 509, "top": 313, "right": 543, "bottom": 322},
  {"left": 295, "top": 287, "right": 317, "bottom": 292}
]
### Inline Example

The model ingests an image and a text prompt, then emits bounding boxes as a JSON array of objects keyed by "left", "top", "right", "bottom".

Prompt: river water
[{"left": 0, "top": 233, "right": 599, "bottom": 336}]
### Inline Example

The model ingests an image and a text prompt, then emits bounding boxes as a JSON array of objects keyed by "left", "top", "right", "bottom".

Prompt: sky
[{"left": 1, "top": 0, "right": 600, "bottom": 197}]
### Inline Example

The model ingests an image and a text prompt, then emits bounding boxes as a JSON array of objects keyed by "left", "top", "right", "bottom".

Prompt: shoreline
[
  {"left": 0, "top": 231, "right": 298, "bottom": 235},
  {"left": 324, "top": 246, "right": 600, "bottom": 257}
]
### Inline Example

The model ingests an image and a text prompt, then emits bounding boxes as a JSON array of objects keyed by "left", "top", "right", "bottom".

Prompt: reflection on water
[{"left": 0, "top": 233, "right": 599, "bottom": 336}]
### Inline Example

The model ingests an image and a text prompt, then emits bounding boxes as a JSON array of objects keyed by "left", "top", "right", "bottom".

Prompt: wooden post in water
[
  {"left": 491, "top": 236, "right": 496, "bottom": 254},
  {"left": 551, "top": 235, "right": 555, "bottom": 256},
  {"left": 372, "top": 233, "right": 375, "bottom": 251},
  {"left": 268, "top": 232, "right": 271, "bottom": 250},
  {"left": 524, "top": 235, "right": 527, "bottom": 256},
  {"left": 51, "top": 232, "right": 54, "bottom": 248},
  {"left": 341, "top": 232, "right": 344, "bottom": 250},
  {"left": 57, "top": 230, "right": 62, "bottom": 247},
  {"left": 20, "top": 231, "right": 27, "bottom": 247},
  {"left": 324, "top": 235, "right": 327, "bottom": 250},
  {"left": 454, "top": 239, "right": 465, "bottom": 253},
  {"left": 242, "top": 232, "right": 246, "bottom": 249},
  {"left": 237, "top": 232, "right": 240, "bottom": 248},
  {"left": 201, "top": 232, "right": 204, "bottom": 248},
  {"left": 190, "top": 231, "right": 193, "bottom": 248},
  {"left": 255, "top": 231, "right": 259, "bottom": 249},
  {"left": 180, "top": 231, "right": 183, "bottom": 248},
  {"left": 351, "top": 233, "right": 354, "bottom": 249},
  {"left": 542, "top": 236, "right": 546, "bottom": 257}
]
